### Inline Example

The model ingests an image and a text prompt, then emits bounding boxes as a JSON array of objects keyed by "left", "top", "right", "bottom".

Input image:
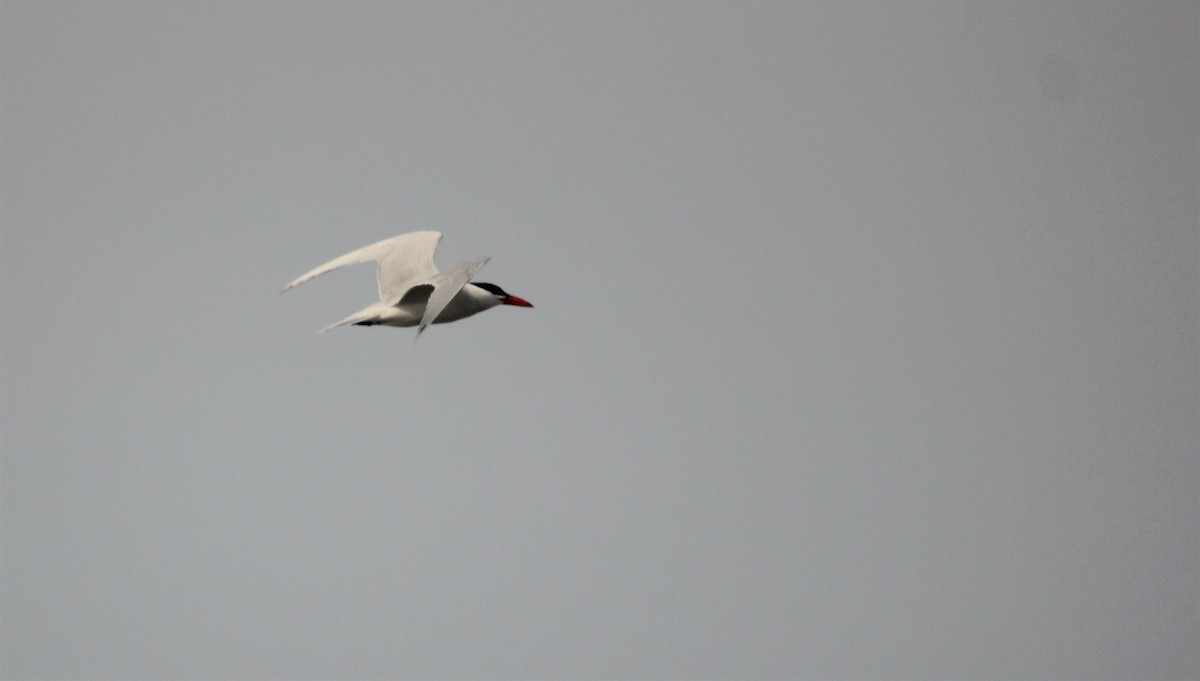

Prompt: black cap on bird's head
[{"left": 474, "top": 282, "right": 534, "bottom": 307}]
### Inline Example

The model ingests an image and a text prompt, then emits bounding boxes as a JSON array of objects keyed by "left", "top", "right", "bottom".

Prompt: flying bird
[{"left": 283, "top": 231, "right": 532, "bottom": 341}]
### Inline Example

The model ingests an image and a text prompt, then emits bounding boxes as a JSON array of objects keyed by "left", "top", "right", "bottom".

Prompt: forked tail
[{"left": 318, "top": 305, "right": 386, "bottom": 333}]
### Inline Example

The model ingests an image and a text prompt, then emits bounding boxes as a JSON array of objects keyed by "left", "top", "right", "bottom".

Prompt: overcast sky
[{"left": 2, "top": 1, "right": 1197, "bottom": 679}]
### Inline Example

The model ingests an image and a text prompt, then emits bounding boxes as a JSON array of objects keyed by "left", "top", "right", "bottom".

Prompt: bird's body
[
  {"left": 329, "top": 282, "right": 508, "bottom": 328},
  {"left": 283, "top": 231, "right": 532, "bottom": 340}
]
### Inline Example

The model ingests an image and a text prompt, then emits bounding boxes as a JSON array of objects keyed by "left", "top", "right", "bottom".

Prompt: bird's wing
[
  {"left": 413, "top": 256, "right": 491, "bottom": 342},
  {"left": 396, "top": 284, "right": 434, "bottom": 306},
  {"left": 282, "top": 231, "right": 442, "bottom": 301}
]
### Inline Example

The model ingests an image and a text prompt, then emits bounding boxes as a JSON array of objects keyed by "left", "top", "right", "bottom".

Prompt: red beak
[{"left": 502, "top": 294, "right": 533, "bottom": 308}]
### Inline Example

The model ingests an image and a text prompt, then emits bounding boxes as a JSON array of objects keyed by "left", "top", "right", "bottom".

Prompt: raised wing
[
  {"left": 282, "top": 231, "right": 442, "bottom": 301},
  {"left": 414, "top": 256, "right": 491, "bottom": 342}
]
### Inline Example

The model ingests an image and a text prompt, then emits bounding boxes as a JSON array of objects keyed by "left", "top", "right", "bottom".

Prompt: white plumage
[{"left": 283, "top": 231, "right": 532, "bottom": 341}]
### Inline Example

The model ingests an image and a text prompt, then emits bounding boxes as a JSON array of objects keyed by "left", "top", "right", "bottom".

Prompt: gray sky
[{"left": 2, "top": 1, "right": 1197, "bottom": 678}]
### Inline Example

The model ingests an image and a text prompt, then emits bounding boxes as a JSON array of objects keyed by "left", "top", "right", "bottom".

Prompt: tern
[{"left": 283, "top": 231, "right": 532, "bottom": 341}]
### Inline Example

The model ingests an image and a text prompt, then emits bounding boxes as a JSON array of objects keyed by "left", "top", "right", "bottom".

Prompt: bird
[{"left": 283, "top": 231, "right": 532, "bottom": 341}]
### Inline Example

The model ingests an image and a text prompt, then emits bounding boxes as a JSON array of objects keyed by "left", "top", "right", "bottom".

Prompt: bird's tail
[{"left": 319, "top": 305, "right": 386, "bottom": 333}]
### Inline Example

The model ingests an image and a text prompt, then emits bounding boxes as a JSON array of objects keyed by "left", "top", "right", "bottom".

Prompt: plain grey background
[{"left": 2, "top": 1, "right": 1197, "bottom": 678}]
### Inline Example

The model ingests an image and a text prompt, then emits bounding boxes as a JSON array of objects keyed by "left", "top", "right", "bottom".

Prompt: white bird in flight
[{"left": 283, "top": 231, "right": 532, "bottom": 341}]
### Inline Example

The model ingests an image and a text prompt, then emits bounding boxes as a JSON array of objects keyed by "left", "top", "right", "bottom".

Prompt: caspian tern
[{"left": 283, "top": 231, "right": 532, "bottom": 341}]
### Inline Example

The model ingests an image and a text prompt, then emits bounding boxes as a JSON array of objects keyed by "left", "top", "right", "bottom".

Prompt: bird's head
[{"left": 473, "top": 282, "right": 534, "bottom": 308}]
